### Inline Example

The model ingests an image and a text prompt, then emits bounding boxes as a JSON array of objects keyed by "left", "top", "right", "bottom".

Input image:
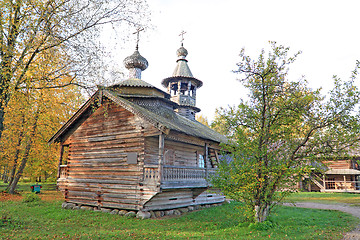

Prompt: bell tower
[{"left": 161, "top": 32, "right": 203, "bottom": 120}]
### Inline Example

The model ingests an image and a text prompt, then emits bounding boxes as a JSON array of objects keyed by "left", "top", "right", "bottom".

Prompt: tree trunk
[
  {"left": 2, "top": 166, "right": 9, "bottom": 183},
  {"left": 0, "top": 2, "right": 21, "bottom": 142},
  {"left": 0, "top": 106, "right": 5, "bottom": 142},
  {"left": 254, "top": 205, "right": 270, "bottom": 223},
  {"left": 6, "top": 115, "right": 25, "bottom": 190},
  {"left": 8, "top": 110, "right": 39, "bottom": 194}
]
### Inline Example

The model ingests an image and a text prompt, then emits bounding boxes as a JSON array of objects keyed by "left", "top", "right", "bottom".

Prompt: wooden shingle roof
[
  {"left": 49, "top": 88, "right": 227, "bottom": 144},
  {"left": 105, "top": 89, "right": 227, "bottom": 143}
]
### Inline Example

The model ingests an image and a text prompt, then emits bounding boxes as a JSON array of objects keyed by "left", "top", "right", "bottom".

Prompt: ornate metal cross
[
  {"left": 179, "top": 30, "right": 186, "bottom": 44},
  {"left": 133, "top": 27, "right": 144, "bottom": 50}
]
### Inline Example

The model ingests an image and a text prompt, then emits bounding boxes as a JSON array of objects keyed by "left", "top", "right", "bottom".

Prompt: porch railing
[
  {"left": 143, "top": 165, "right": 216, "bottom": 188},
  {"left": 163, "top": 165, "right": 215, "bottom": 181},
  {"left": 323, "top": 180, "right": 360, "bottom": 191},
  {"left": 143, "top": 165, "right": 159, "bottom": 184},
  {"left": 309, "top": 176, "right": 360, "bottom": 191}
]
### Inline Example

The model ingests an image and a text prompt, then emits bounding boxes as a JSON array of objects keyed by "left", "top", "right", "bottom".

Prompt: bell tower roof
[
  {"left": 161, "top": 44, "right": 203, "bottom": 88},
  {"left": 170, "top": 44, "right": 194, "bottom": 79},
  {"left": 161, "top": 32, "right": 203, "bottom": 120}
]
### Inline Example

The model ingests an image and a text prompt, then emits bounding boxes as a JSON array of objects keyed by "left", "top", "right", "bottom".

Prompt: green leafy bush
[
  {"left": 249, "top": 220, "right": 276, "bottom": 230},
  {"left": 22, "top": 193, "right": 41, "bottom": 203}
]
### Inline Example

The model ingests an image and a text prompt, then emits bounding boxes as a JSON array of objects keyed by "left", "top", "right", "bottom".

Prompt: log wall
[
  {"left": 325, "top": 160, "right": 351, "bottom": 169},
  {"left": 144, "top": 135, "right": 214, "bottom": 168},
  {"left": 58, "top": 100, "right": 225, "bottom": 211},
  {"left": 60, "top": 101, "right": 159, "bottom": 210}
]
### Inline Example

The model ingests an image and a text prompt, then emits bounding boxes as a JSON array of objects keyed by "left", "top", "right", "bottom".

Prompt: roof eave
[{"left": 161, "top": 76, "right": 203, "bottom": 88}]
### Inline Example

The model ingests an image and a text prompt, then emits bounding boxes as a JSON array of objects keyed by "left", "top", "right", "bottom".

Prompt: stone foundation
[{"left": 61, "top": 202, "right": 224, "bottom": 219}]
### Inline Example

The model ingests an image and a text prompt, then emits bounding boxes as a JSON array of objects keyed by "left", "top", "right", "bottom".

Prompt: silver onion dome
[
  {"left": 123, "top": 50, "right": 148, "bottom": 79},
  {"left": 123, "top": 50, "right": 148, "bottom": 71},
  {"left": 176, "top": 45, "right": 188, "bottom": 59}
]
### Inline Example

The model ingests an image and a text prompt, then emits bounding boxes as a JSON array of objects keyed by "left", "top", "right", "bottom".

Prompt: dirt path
[{"left": 283, "top": 202, "right": 360, "bottom": 240}]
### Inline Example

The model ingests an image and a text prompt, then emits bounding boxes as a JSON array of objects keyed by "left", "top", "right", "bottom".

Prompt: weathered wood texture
[
  {"left": 194, "top": 190, "right": 226, "bottom": 205},
  {"left": 325, "top": 175, "right": 357, "bottom": 191},
  {"left": 143, "top": 189, "right": 194, "bottom": 210},
  {"left": 165, "top": 131, "right": 221, "bottom": 151},
  {"left": 325, "top": 160, "right": 352, "bottom": 169},
  {"left": 143, "top": 189, "right": 225, "bottom": 211},
  {"left": 57, "top": 100, "right": 225, "bottom": 210},
  {"left": 144, "top": 136, "right": 214, "bottom": 167},
  {"left": 58, "top": 101, "right": 159, "bottom": 210},
  {"left": 140, "top": 136, "right": 225, "bottom": 208}
]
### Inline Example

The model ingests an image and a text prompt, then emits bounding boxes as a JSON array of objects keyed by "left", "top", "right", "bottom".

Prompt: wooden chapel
[{"left": 49, "top": 38, "right": 227, "bottom": 213}]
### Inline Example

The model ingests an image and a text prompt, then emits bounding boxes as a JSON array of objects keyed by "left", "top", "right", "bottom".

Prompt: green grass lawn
[
  {"left": 1, "top": 192, "right": 358, "bottom": 240},
  {"left": 285, "top": 192, "right": 360, "bottom": 206}
]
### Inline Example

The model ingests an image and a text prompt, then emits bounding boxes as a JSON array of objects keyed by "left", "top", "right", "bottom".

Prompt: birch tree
[
  {"left": 0, "top": 0, "right": 149, "bottom": 141},
  {"left": 212, "top": 42, "right": 360, "bottom": 223}
]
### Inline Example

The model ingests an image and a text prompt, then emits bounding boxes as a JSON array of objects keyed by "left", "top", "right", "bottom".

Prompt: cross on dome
[
  {"left": 133, "top": 27, "right": 144, "bottom": 50},
  {"left": 179, "top": 30, "right": 186, "bottom": 46},
  {"left": 177, "top": 31, "right": 188, "bottom": 59},
  {"left": 123, "top": 27, "right": 148, "bottom": 79}
]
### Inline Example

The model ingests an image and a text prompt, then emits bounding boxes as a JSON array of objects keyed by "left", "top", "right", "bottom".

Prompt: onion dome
[
  {"left": 123, "top": 50, "right": 148, "bottom": 71},
  {"left": 123, "top": 50, "right": 148, "bottom": 79},
  {"left": 177, "top": 45, "right": 188, "bottom": 59}
]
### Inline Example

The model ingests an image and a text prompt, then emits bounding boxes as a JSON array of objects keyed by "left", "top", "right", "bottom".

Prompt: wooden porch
[
  {"left": 58, "top": 164, "right": 216, "bottom": 190},
  {"left": 308, "top": 173, "right": 360, "bottom": 193},
  {"left": 143, "top": 165, "right": 215, "bottom": 189}
]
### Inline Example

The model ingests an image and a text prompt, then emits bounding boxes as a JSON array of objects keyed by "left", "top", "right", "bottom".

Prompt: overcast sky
[{"left": 114, "top": 0, "right": 360, "bottom": 122}]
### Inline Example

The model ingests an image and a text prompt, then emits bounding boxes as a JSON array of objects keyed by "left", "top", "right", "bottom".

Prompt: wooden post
[
  {"left": 214, "top": 150, "right": 220, "bottom": 166},
  {"left": 188, "top": 81, "right": 192, "bottom": 96},
  {"left": 57, "top": 144, "right": 64, "bottom": 179},
  {"left": 204, "top": 143, "right": 208, "bottom": 181},
  {"left": 158, "top": 133, "right": 165, "bottom": 184},
  {"left": 323, "top": 175, "right": 325, "bottom": 190},
  {"left": 344, "top": 175, "right": 347, "bottom": 191}
]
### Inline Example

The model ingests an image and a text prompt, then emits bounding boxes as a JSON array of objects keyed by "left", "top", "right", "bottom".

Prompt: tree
[
  {"left": 0, "top": 0, "right": 149, "bottom": 141},
  {"left": 1, "top": 81, "right": 83, "bottom": 193},
  {"left": 211, "top": 42, "right": 360, "bottom": 223},
  {"left": 195, "top": 114, "right": 210, "bottom": 127},
  {"left": 0, "top": 42, "right": 84, "bottom": 191}
]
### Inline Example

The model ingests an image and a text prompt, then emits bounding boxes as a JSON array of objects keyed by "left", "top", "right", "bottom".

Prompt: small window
[
  {"left": 127, "top": 152, "right": 138, "bottom": 164},
  {"left": 198, "top": 154, "right": 205, "bottom": 168},
  {"left": 62, "top": 145, "right": 70, "bottom": 165}
]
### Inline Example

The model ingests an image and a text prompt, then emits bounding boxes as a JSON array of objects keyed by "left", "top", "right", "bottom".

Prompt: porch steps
[
  {"left": 208, "top": 148, "right": 219, "bottom": 167},
  {"left": 309, "top": 175, "right": 325, "bottom": 191}
]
